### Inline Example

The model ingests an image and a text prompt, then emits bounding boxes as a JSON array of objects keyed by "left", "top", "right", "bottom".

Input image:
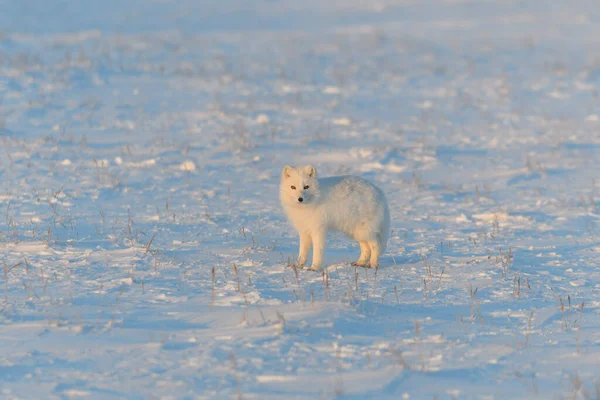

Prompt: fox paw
[{"left": 352, "top": 260, "right": 369, "bottom": 267}]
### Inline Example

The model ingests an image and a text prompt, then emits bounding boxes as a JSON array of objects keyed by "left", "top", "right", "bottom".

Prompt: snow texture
[{"left": 1, "top": 0, "right": 600, "bottom": 398}]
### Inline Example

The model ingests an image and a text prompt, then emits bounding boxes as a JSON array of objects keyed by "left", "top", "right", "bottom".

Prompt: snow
[{"left": 1, "top": 0, "right": 600, "bottom": 398}]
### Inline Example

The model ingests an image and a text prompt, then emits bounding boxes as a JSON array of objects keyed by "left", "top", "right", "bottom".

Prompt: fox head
[{"left": 280, "top": 164, "right": 319, "bottom": 206}]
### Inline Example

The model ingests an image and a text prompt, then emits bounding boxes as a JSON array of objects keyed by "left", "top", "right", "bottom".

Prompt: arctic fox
[{"left": 280, "top": 165, "right": 390, "bottom": 271}]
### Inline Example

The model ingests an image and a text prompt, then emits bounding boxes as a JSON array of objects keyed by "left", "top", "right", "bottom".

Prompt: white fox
[{"left": 280, "top": 165, "right": 390, "bottom": 271}]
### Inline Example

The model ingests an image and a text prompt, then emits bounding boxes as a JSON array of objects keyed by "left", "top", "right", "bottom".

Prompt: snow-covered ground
[{"left": 2, "top": 0, "right": 600, "bottom": 398}]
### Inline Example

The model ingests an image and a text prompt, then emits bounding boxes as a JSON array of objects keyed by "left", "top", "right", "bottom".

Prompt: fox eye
[
  {"left": 304, "top": 185, "right": 309, "bottom": 189},
  {"left": 291, "top": 186, "right": 296, "bottom": 190}
]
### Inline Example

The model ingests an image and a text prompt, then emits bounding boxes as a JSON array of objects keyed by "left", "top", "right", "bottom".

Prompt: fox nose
[{"left": 298, "top": 197, "right": 303, "bottom": 203}]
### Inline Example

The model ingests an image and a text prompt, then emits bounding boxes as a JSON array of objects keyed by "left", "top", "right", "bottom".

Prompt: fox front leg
[
  {"left": 308, "top": 229, "right": 327, "bottom": 271},
  {"left": 297, "top": 231, "right": 311, "bottom": 267}
]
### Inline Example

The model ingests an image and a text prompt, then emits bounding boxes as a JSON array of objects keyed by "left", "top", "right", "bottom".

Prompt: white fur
[{"left": 280, "top": 164, "right": 390, "bottom": 271}]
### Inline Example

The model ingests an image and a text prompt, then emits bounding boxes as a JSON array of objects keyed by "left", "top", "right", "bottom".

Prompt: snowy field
[{"left": 2, "top": 0, "right": 600, "bottom": 398}]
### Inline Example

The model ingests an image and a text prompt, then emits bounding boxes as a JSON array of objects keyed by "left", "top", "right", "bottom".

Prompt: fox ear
[
  {"left": 305, "top": 164, "right": 316, "bottom": 178},
  {"left": 282, "top": 165, "right": 293, "bottom": 179}
]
